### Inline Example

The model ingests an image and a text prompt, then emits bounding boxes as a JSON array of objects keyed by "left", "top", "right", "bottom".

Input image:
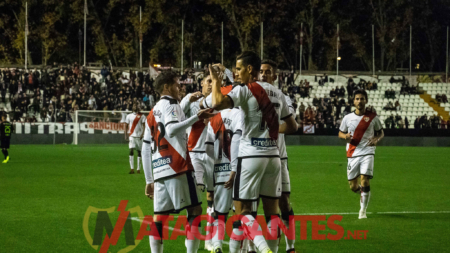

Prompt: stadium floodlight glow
[
  {"left": 154, "top": 64, "right": 161, "bottom": 67},
  {"left": 337, "top": 57, "right": 341, "bottom": 61}
]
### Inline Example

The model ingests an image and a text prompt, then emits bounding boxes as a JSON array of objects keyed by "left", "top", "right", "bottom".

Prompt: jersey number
[
  {"left": 150, "top": 122, "right": 168, "bottom": 154},
  {"left": 217, "top": 129, "right": 233, "bottom": 159}
]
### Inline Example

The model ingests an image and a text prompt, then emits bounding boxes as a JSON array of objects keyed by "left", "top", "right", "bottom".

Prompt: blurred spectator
[
  {"left": 414, "top": 116, "right": 420, "bottom": 129},
  {"left": 436, "top": 94, "right": 442, "bottom": 103},
  {"left": 405, "top": 116, "right": 410, "bottom": 129},
  {"left": 441, "top": 94, "right": 448, "bottom": 103},
  {"left": 384, "top": 101, "right": 395, "bottom": 111},
  {"left": 395, "top": 100, "right": 401, "bottom": 111}
]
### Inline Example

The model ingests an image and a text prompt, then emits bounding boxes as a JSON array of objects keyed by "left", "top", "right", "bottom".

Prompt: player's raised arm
[{"left": 209, "top": 65, "right": 233, "bottom": 110}]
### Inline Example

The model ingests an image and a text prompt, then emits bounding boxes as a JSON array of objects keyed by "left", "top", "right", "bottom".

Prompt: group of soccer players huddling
[{"left": 123, "top": 50, "right": 384, "bottom": 253}]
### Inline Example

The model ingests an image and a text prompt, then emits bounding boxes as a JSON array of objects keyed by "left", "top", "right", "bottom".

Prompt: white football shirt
[
  {"left": 126, "top": 112, "right": 146, "bottom": 137},
  {"left": 339, "top": 111, "right": 383, "bottom": 158},
  {"left": 227, "top": 81, "right": 291, "bottom": 157}
]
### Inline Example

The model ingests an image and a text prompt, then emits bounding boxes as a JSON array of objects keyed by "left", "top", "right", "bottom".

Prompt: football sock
[
  {"left": 2, "top": 150, "right": 6, "bottom": 159},
  {"left": 137, "top": 157, "right": 141, "bottom": 170},
  {"left": 211, "top": 217, "right": 226, "bottom": 249},
  {"left": 149, "top": 222, "right": 163, "bottom": 253},
  {"left": 361, "top": 186, "right": 371, "bottom": 210},
  {"left": 129, "top": 156, "right": 134, "bottom": 170},
  {"left": 266, "top": 215, "right": 280, "bottom": 253},
  {"left": 229, "top": 221, "right": 244, "bottom": 253},
  {"left": 281, "top": 209, "right": 296, "bottom": 252},
  {"left": 241, "top": 214, "right": 270, "bottom": 253},
  {"left": 248, "top": 239, "right": 257, "bottom": 252},
  {"left": 186, "top": 215, "right": 201, "bottom": 253},
  {"left": 205, "top": 205, "right": 214, "bottom": 243}
]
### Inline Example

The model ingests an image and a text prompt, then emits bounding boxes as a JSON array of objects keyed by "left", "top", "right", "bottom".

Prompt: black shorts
[{"left": 1, "top": 139, "right": 10, "bottom": 149}]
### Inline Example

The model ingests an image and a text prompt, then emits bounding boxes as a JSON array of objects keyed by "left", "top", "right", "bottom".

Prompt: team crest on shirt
[{"left": 364, "top": 117, "right": 370, "bottom": 122}]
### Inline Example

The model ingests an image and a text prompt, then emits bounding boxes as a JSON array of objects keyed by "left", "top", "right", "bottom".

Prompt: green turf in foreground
[{"left": 0, "top": 145, "right": 449, "bottom": 252}]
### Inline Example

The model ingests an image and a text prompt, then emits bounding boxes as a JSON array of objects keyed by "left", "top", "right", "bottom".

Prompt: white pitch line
[{"left": 294, "top": 211, "right": 450, "bottom": 215}]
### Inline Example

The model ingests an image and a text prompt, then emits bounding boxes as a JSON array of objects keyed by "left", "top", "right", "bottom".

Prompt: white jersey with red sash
[
  {"left": 206, "top": 108, "right": 243, "bottom": 184},
  {"left": 146, "top": 96, "right": 194, "bottom": 181},
  {"left": 339, "top": 111, "right": 383, "bottom": 158},
  {"left": 226, "top": 81, "right": 291, "bottom": 157},
  {"left": 126, "top": 112, "right": 145, "bottom": 137},
  {"left": 180, "top": 93, "right": 207, "bottom": 152}
]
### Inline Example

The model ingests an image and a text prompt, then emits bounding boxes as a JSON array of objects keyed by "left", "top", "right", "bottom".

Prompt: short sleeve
[
  {"left": 339, "top": 116, "right": 348, "bottom": 133},
  {"left": 226, "top": 86, "right": 248, "bottom": 108},
  {"left": 164, "top": 104, "right": 181, "bottom": 126},
  {"left": 285, "top": 96, "right": 296, "bottom": 118},
  {"left": 373, "top": 116, "right": 383, "bottom": 131},
  {"left": 125, "top": 115, "right": 130, "bottom": 125},
  {"left": 279, "top": 92, "right": 291, "bottom": 120}
]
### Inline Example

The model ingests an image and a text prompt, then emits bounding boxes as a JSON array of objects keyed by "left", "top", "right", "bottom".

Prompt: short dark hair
[
  {"left": 261, "top": 59, "right": 278, "bottom": 73},
  {"left": 353, "top": 89, "right": 368, "bottom": 102},
  {"left": 236, "top": 51, "right": 261, "bottom": 74},
  {"left": 154, "top": 71, "right": 178, "bottom": 93}
]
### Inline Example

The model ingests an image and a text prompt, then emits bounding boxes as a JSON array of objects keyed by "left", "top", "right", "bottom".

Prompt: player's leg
[
  {"left": 210, "top": 184, "right": 233, "bottom": 252},
  {"left": 233, "top": 158, "right": 272, "bottom": 253},
  {"left": 171, "top": 171, "right": 202, "bottom": 253},
  {"left": 205, "top": 191, "right": 215, "bottom": 251},
  {"left": 135, "top": 139, "right": 142, "bottom": 174},
  {"left": 128, "top": 137, "right": 135, "bottom": 174},
  {"left": 2, "top": 147, "right": 8, "bottom": 162},
  {"left": 259, "top": 157, "right": 283, "bottom": 253},
  {"left": 279, "top": 159, "right": 296, "bottom": 253},
  {"left": 359, "top": 155, "right": 374, "bottom": 219},
  {"left": 151, "top": 179, "right": 177, "bottom": 253}
]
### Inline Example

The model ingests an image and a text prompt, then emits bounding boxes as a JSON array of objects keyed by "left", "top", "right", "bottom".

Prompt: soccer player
[
  {"left": 210, "top": 51, "right": 298, "bottom": 253},
  {"left": 0, "top": 114, "right": 13, "bottom": 163},
  {"left": 125, "top": 105, "right": 146, "bottom": 174},
  {"left": 338, "top": 89, "right": 384, "bottom": 219},
  {"left": 204, "top": 107, "right": 243, "bottom": 253},
  {"left": 180, "top": 76, "right": 216, "bottom": 251},
  {"left": 260, "top": 59, "right": 297, "bottom": 253},
  {"left": 142, "top": 71, "right": 214, "bottom": 253}
]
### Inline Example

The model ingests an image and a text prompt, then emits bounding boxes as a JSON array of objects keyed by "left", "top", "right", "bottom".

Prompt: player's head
[
  {"left": 202, "top": 75, "right": 213, "bottom": 96},
  {"left": 353, "top": 89, "right": 368, "bottom": 110},
  {"left": 236, "top": 51, "right": 261, "bottom": 83},
  {"left": 132, "top": 104, "right": 140, "bottom": 113},
  {"left": 260, "top": 59, "right": 278, "bottom": 85},
  {"left": 154, "top": 71, "right": 180, "bottom": 99},
  {"left": 1, "top": 115, "right": 5, "bottom": 121}
]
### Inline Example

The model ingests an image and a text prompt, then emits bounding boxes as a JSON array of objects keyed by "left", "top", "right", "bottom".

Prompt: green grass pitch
[{"left": 1, "top": 144, "right": 449, "bottom": 252}]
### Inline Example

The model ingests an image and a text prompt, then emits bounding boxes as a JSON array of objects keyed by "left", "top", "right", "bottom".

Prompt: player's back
[
  {"left": 0, "top": 121, "right": 12, "bottom": 139},
  {"left": 208, "top": 108, "right": 242, "bottom": 164},
  {"left": 147, "top": 97, "right": 192, "bottom": 181},
  {"left": 227, "top": 81, "right": 291, "bottom": 157}
]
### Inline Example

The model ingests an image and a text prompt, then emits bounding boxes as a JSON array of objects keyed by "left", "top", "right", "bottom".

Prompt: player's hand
[
  {"left": 145, "top": 183, "right": 154, "bottom": 199},
  {"left": 208, "top": 64, "right": 224, "bottom": 83},
  {"left": 224, "top": 171, "right": 236, "bottom": 190},
  {"left": 197, "top": 108, "right": 215, "bottom": 120},
  {"left": 197, "top": 184, "right": 205, "bottom": 192},
  {"left": 189, "top": 91, "right": 203, "bottom": 102},
  {"left": 345, "top": 133, "right": 352, "bottom": 143},
  {"left": 367, "top": 137, "right": 379, "bottom": 146},
  {"left": 212, "top": 63, "right": 226, "bottom": 73}
]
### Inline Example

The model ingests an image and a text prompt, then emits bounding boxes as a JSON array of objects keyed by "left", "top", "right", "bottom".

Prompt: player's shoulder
[{"left": 342, "top": 112, "right": 355, "bottom": 121}]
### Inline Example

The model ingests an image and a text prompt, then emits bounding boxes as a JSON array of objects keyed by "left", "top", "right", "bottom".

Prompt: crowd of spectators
[{"left": 0, "top": 63, "right": 161, "bottom": 123}]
